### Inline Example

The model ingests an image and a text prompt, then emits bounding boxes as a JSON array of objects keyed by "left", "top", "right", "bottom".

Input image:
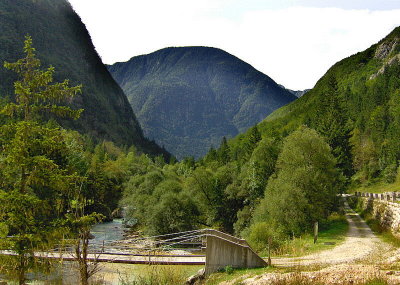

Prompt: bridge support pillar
[{"left": 205, "top": 234, "right": 267, "bottom": 276}]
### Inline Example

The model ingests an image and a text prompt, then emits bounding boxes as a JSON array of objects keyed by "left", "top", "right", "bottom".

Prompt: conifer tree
[
  {"left": 0, "top": 36, "right": 85, "bottom": 284},
  {"left": 314, "top": 75, "right": 353, "bottom": 179}
]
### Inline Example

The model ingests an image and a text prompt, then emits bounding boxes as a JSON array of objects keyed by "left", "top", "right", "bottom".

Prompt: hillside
[
  {"left": 252, "top": 26, "right": 400, "bottom": 183},
  {"left": 0, "top": 0, "right": 169, "bottom": 157},
  {"left": 107, "top": 47, "right": 297, "bottom": 158}
]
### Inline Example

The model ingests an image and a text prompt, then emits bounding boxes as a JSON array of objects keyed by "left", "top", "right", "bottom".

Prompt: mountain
[
  {"left": 278, "top": 85, "right": 310, "bottom": 98},
  {"left": 107, "top": 47, "right": 297, "bottom": 158},
  {"left": 0, "top": 0, "right": 169, "bottom": 158},
  {"left": 250, "top": 26, "right": 400, "bottom": 183}
]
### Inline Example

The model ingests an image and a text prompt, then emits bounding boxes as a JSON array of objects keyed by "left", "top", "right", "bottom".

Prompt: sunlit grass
[
  {"left": 271, "top": 214, "right": 349, "bottom": 258},
  {"left": 349, "top": 179, "right": 400, "bottom": 194},
  {"left": 102, "top": 264, "right": 202, "bottom": 285},
  {"left": 205, "top": 266, "right": 277, "bottom": 285}
]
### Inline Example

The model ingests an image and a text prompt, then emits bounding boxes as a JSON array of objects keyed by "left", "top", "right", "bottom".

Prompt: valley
[{"left": 0, "top": 1, "right": 399, "bottom": 284}]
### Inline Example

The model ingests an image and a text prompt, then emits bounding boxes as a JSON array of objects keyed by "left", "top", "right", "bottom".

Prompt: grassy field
[
  {"left": 95, "top": 264, "right": 203, "bottom": 285},
  {"left": 270, "top": 213, "right": 349, "bottom": 258},
  {"left": 348, "top": 174, "right": 400, "bottom": 194}
]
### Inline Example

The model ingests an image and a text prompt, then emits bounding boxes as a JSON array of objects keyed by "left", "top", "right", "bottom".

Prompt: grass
[
  {"left": 349, "top": 179, "right": 400, "bottom": 194},
  {"left": 118, "top": 265, "right": 194, "bottom": 285},
  {"left": 364, "top": 278, "right": 389, "bottom": 285},
  {"left": 348, "top": 195, "right": 400, "bottom": 248},
  {"left": 204, "top": 266, "right": 277, "bottom": 285},
  {"left": 205, "top": 266, "right": 391, "bottom": 285},
  {"left": 359, "top": 212, "right": 400, "bottom": 248},
  {"left": 100, "top": 264, "right": 203, "bottom": 285},
  {"left": 205, "top": 214, "right": 349, "bottom": 284},
  {"left": 0, "top": 263, "right": 203, "bottom": 285},
  {"left": 272, "top": 213, "right": 349, "bottom": 258}
]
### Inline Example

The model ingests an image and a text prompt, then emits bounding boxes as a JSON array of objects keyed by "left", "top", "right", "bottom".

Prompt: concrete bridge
[
  {"left": 0, "top": 229, "right": 267, "bottom": 275},
  {"left": 202, "top": 229, "right": 268, "bottom": 275}
]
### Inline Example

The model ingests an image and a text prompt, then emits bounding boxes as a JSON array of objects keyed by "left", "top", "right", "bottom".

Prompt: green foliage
[
  {"left": 253, "top": 127, "right": 343, "bottom": 236},
  {"left": 311, "top": 75, "right": 353, "bottom": 179},
  {"left": 119, "top": 28, "right": 400, "bottom": 257},
  {"left": 119, "top": 265, "right": 188, "bottom": 285},
  {"left": 150, "top": 192, "right": 199, "bottom": 235},
  {"left": 0, "top": 36, "right": 84, "bottom": 284},
  {"left": 255, "top": 28, "right": 400, "bottom": 187},
  {"left": 223, "top": 265, "right": 234, "bottom": 275},
  {"left": 242, "top": 222, "right": 279, "bottom": 252}
]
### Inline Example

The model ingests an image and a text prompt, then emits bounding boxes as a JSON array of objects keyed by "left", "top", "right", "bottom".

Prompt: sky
[{"left": 68, "top": 0, "right": 400, "bottom": 90}]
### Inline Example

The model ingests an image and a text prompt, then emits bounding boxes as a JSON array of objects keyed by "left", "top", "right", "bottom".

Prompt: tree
[
  {"left": 314, "top": 75, "right": 353, "bottom": 179},
  {"left": 217, "top": 136, "right": 230, "bottom": 164},
  {"left": 245, "top": 125, "right": 262, "bottom": 157},
  {"left": 254, "top": 126, "right": 343, "bottom": 236},
  {"left": 0, "top": 36, "right": 82, "bottom": 284},
  {"left": 64, "top": 196, "right": 104, "bottom": 285},
  {"left": 150, "top": 193, "right": 199, "bottom": 235}
]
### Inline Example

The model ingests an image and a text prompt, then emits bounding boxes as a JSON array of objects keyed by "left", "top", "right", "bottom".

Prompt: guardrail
[{"left": 354, "top": 191, "right": 400, "bottom": 202}]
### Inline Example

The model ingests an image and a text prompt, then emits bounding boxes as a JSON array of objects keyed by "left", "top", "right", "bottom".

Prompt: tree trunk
[
  {"left": 17, "top": 253, "right": 26, "bottom": 285},
  {"left": 76, "top": 231, "right": 91, "bottom": 285}
]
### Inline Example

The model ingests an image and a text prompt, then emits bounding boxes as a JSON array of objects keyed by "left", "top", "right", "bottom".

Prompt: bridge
[{"left": 0, "top": 229, "right": 267, "bottom": 275}]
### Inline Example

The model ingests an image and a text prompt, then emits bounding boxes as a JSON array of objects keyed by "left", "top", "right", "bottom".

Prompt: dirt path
[
  {"left": 222, "top": 203, "right": 400, "bottom": 284},
  {"left": 271, "top": 202, "right": 389, "bottom": 267}
]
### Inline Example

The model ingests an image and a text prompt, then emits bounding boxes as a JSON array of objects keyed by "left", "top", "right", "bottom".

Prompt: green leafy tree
[{"left": 254, "top": 126, "right": 343, "bottom": 236}]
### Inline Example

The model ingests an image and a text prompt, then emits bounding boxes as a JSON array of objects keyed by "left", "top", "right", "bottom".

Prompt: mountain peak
[{"left": 108, "top": 47, "right": 297, "bottom": 158}]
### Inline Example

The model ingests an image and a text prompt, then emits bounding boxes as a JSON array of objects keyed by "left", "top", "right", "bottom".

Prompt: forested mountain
[
  {"left": 119, "top": 27, "right": 400, "bottom": 246},
  {"left": 107, "top": 47, "right": 297, "bottom": 158},
  {"left": 0, "top": 0, "right": 169, "bottom": 158},
  {"left": 257, "top": 26, "right": 400, "bottom": 183}
]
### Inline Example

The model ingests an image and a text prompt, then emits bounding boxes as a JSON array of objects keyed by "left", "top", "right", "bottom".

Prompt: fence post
[
  {"left": 267, "top": 237, "right": 272, "bottom": 266},
  {"left": 313, "top": 222, "right": 318, "bottom": 244}
]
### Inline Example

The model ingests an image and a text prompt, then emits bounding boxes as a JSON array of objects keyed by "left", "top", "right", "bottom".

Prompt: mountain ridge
[
  {"left": 0, "top": 0, "right": 169, "bottom": 158},
  {"left": 107, "top": 46, "right": 297, "bottom": 158}
]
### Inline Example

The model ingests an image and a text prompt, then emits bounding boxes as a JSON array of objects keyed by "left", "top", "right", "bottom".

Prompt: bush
[
  {"left": 224, "top": 265, "right": 234, "bottom": 275},
  {"left": 382, "top": 163, "right": 398, "bottom": 183},
  {"left": 244, "top": 222, "right": 281, "bottom": 253}
]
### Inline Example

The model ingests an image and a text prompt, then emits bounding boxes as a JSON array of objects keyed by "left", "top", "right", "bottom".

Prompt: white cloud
[{"left": 68, "top": 1, "right": 400, "bottom": 90}]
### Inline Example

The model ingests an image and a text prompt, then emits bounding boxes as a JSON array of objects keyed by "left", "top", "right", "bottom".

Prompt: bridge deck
[{"left": 0, "top": 250, "right": 205, "bottom": 265}]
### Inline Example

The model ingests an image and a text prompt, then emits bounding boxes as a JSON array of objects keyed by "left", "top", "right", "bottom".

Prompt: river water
[
  {"left": 90, "top": 219, "right": 125, "bottom": 246},
  {"left": 0, "top": 219, "right": 129, "bottom": 284}
]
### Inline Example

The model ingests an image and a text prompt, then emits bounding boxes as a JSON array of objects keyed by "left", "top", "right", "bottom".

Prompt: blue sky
[{"left": 68, "top": 0, "right": 400, "bottom": 90}]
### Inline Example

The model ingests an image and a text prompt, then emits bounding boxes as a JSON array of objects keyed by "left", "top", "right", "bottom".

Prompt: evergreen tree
[
  {"left": 218, "top": 136, "right": 230, "bottom": 164},
  {"left": 314, "top": 75, "right": 353, "bottom": 179},
  {"left": 0, "top": 36, "right": 86, "bottom": 284}
]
